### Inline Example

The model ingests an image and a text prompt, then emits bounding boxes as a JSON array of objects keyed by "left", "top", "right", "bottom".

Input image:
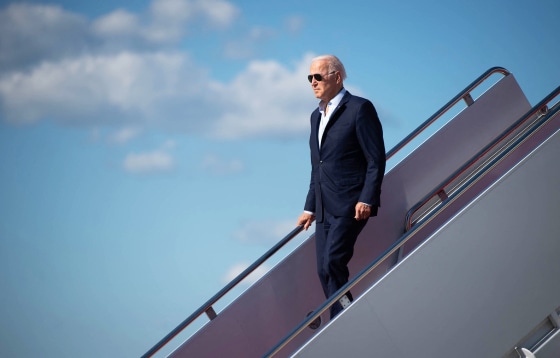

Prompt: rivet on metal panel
[
  {"left": 549, "top": 309, "right": 560, "bottom": 328},
  {"left": 538, "top": 105, "right": 549, "bottom": 117},
  {"left": 205, "top": 306, "right": 217, "bottom": 320},
  {"left": 463, "top": 93, "right": 475, "bottom": 106},
  {"left": 306, "top": 311, "right": 322, "bottom": 330},
  {"left": 437, "top": 190, "right": 449, "bottom": 201}
]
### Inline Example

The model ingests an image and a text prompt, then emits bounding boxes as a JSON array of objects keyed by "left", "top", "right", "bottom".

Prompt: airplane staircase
[{"left": 142, "top": 67, "right": 560, "bottom": 358}]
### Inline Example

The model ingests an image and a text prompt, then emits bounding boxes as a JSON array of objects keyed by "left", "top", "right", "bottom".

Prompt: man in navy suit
[{"left": 297, "top": 55, "right": 386, "bottom": 319}]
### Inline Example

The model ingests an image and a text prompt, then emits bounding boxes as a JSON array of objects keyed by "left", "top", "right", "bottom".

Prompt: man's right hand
[{"left": 297, "top": 212, "right": 315, "bottom": 230}]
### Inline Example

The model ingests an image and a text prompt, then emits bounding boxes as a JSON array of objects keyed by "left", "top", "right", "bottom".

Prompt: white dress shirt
[{"left": 318, "top": 88, "right": 346, "bottom": 148}]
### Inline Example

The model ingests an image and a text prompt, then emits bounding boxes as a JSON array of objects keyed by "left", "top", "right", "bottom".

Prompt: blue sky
[{"left": 0, "top": 0, "right": 558, "bottom": 357}]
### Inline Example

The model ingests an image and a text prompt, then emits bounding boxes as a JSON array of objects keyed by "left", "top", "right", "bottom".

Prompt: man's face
[{"left": 309, "top": 60, "right": 340, "bottom": 102}]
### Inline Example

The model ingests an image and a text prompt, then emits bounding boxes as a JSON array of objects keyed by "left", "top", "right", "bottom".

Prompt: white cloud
[
  {"left": 195, "top": 0, "right": 239, "bottom": 27},
  {"left": 0, "top": 49, "right": 316, "bottom": 138},
  {"left": 122, "top": 138, "right": 178, "bottom": 174},
  {"left": 145, "top": 0, "right": 192, "bottom": 43},
  {"left": 110, "top": 127, "right": 143, "bottom": 144},
  {"left": 285, "top": 15, "right": 305, "bottom": 34},
  {"left": 221, "top": 261, "right": 271, "bottom": 286},
  {"left": 144, "top": 0, "right": 239, "bottom": 43},
  {"left": 90, "top": 127, "right": 101, "bottom": 142},
  {"left": 0, "top": 0, "right": 240, "bottom": 72},
  {"left": 222, "top": 220, "right": 303, "bottom": 286},
  {"left": 0, "top": 51, "right": 199, "bottom": 124},
  {"left": 0, "top": 1, "right": 319, "bottom": 140},
  {"left": 0, "top": 3, "right": 89, "bottom": 73},
  {"left": 162, "top": 139, "right": 177, "bottom": 149},
  {"left": 223, "top": 25, "right": 276, "bottom": 60},
  {"left": 92, "top": 9, "right": 140, "bottom": 38},
  {"left": 201, "top": 153, "right": 244, "bottom": 175},
  {"left": 233, "top": 219, "right": 297, "bottom": 244},
  {"left": 210, "top": 55, "right": 316, "bottom": 139},
  {"left": 123, "top": 149, "right": 174, "bottom": 173}
]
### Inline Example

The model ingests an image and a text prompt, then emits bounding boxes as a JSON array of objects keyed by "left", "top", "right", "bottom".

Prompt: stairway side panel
[{"left": 294, "top": 128, "right": 560, "bottom": 358}]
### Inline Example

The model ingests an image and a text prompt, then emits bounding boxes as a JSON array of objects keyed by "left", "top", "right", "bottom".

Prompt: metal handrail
[
  {"left": 264, "top": 89, "right": 560, "bottom": 358},
  {"left": 386, "top": 66, "right": 510, "bottom": 161},
  {"left": 142, "top": 66, "right": 511, "bottom": 358},
  {"left": 405, "top": 86, "right": 560, "bottom": 231},
  {"left": 142, "top": 226, "right": 303, "bottom": 358}
]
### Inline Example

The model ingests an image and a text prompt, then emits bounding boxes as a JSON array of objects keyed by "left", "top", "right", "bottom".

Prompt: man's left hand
[{"left": 354, "top": 202, "right": 371, "bottom": 221}]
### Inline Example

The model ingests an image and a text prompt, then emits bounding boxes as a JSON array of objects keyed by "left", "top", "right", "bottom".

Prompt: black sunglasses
[{"left": 308, "top": 71, "right": 336, "bottom": 83}]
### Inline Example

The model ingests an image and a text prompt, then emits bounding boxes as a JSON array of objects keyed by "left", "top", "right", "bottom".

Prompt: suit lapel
[
  {"left": 311, "top": 110, "right": 322, "bottom": 153},
  {"left": 320, "top": 92, "right": 351, "bottom": 148}
]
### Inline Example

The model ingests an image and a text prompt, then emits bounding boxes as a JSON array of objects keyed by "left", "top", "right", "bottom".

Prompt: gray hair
[{"left": 311, "top": 54, "right": 347, "bottom": 80}]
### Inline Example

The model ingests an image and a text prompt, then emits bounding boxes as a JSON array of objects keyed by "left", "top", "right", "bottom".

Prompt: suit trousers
[{"left": 315, "top": 210, "right": 368, "bottom": 318}]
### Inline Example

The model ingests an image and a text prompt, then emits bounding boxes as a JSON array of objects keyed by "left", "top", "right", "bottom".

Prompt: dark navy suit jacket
[{"left": 304, "top": 91, "right": 386, "bottom": 222}]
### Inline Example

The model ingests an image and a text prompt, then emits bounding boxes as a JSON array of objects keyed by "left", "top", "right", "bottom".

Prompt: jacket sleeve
[
  {"left": 304, "top": 113, "right": 317, "bottom": 213},
  {"left": 356, "top": 100, "right": 386, "bottom": 207},
  {"left": 304, "top": 163, "right": 316, "bottom": 213}
]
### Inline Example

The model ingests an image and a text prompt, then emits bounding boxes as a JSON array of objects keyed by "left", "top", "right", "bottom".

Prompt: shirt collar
[{"left": 319, "top": 88, "right": 346, "bottom": 114}]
